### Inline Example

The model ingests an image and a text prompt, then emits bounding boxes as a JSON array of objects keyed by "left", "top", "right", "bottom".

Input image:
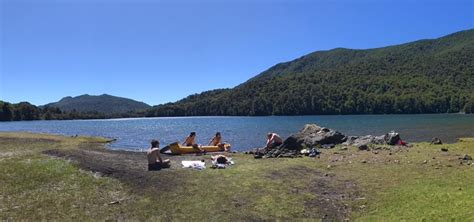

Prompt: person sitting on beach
[
  {"left": 208, "top": 132, "right": 230, "bottom": 152},
  {"left": 183, "top": 132, "right": 197, "bottom": 146},
  {"left": 266, "top": 132, "right": 283, "bottom": 150},
  {"left": 183, "top": 132, "right": 205, "bottom": 152},
  {"left": 147, "top": 139, "right": 170, "bottom": 171}
]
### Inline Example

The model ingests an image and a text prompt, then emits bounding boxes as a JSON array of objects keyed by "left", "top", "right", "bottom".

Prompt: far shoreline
[{"left": 0, "top": 112, "right": 471, "bottom": 123}]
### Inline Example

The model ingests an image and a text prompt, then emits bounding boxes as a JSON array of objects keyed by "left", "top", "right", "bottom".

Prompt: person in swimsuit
[
  {"left": 266, "top": 132, "right": 283, "bottom": 150},
  {"left": 183, "top": 132, "right": 204, "bottom": 152},
  {"left": 208, "top": 132, "right": 222, "bottom": 146},
  {"left": 147, "top": 140, "right": 170, "bottom": 171},
  {"left": 208, "top": 132, "right": 230, "bottom": 152},
  {"left": 183, "top": 132, "right": 197, "bottom": 146}
]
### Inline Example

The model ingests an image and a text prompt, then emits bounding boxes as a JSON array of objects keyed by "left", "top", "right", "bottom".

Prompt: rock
[
  {"left": 423, "top": 160, "right": 428, "bottom": 164},
  {"left": 431, "top": 137, "right": 443, "bottom": 145},
  {"left": 301, "top": 124, "right": 322, "bottom": 134},
  {"left": 462, "top": 154, "right": 473, "bottom": 161},
  {"left": 244, "top": 147, "right": 264, "bottom": 155},
  {"left": 340, "top": 146, "right": 348, "bottom": 151},
  {"left": 358, "top": 144, "right": 369, "bottom": 151},
  {"left": 343, "top": 132, "right": 401, "bottom": 147},
  {"left": 384, "top": 131, "right": 401, "bottom": 145},
  {"left": 361, "top": 160, "right": 367, "bottom": 163},
  {"left": 254, "top": 153, "right": 263, "bottom": 159},
  {"left": 278, "top": 136, "right": 301, "bottom": 151},
  {"left": 265, "top": 124, "right": 346, "bottom": 158},
  {"left": 343, "top": 135, "right": 379, "bottom": 147},
  {"left": 441, "top": 148, "right": 448, "bottom": 152},
  {"left": 374, "top": 135, "right": 387, "bottom": 144},
  {"left": 308, "top": 148, "right": 321, "bottom": 157},
  {"left": 298, "top": 126, "right": 346, "bottom": 147},
  {"left": 280, "top": 153, "right": 295, "bottom": 158},
  {"left": 321, "top": 144, "right": 335, "bottom": 149},
  {"left": 342, "top": 136, "right": 359, "bottom": 145}
]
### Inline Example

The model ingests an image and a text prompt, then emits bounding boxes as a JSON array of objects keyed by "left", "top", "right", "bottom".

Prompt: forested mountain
[
  {"left": 0, "top": 94, "right": 149, "bottom": 121},
  {"left": 147, "top": 29, "right": 474, "bottom": 116},
  {"left": 0, "top": 99, "right": 146, "bottom": 121},
  {"left": 43, "top": 94, "right": 150, "bottom": 114},
  {"left": 2, "top": 29, "right": 473, "bottom": 122}
]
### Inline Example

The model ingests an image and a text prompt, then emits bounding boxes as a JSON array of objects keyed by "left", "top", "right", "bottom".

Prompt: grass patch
[
  {"left": 328, "top": 142, "right": 474, "bottom": 221},
  {"left": 1, "top": 132, "right": 473, "bottom": 220},
  {"left": 0, "top": 157, "right": 130, "bottom": 220}
]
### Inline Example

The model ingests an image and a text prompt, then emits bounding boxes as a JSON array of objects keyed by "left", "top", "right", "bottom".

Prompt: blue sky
[{"left": 1, "top": 0, "right": 473, "bottom": 106}]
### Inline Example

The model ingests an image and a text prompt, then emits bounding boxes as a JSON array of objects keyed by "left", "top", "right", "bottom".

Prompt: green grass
[
  {"left": 339, "top": 141, "right": 474, "bottom": 221},
  {"left": 0, "top": 133, "right": 131, "bottom": 220},
  {"left": 1, "top": 132, "right": 473, "bottom": 220},
  {"left": 118, "top": 158, "right": 330, "bottom": 220},
  {"left": 0, "top": 157, "right": 130, "bottom": 220}
]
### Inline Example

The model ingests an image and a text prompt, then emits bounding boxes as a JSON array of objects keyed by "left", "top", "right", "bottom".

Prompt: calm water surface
[{"left": 0, "top": 114, "right": 473, "bottom": 151}]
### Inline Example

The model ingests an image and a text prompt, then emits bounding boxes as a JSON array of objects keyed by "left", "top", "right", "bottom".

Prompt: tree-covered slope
[
  {"left": 44, "top": 94, "right": 150, "bottom": 114},
  {"left": 147, "top": 29, "right": 474, "bottom": 116}
]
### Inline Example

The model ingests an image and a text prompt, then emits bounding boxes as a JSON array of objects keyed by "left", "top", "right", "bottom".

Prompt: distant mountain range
[
  {"left": 147, "top": 29, "right": 474, "bottom": 116},
  {"left": 42, "top": 94, "right": 150, "bottom": 114}
]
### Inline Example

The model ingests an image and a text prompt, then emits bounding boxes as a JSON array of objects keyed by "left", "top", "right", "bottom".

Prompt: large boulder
[
  {"left": 343, "top": 135, "right": 385, "bottom": 147},
  {"left": 274, "top": 124, "right": 346, "bottom": 152},
  {"left": 258, "top": 124, "right": 346, "bottom": 158},
  {"left": 384, "top": 131, "right": 401, "bottom": 145},
  {"left": 343, "top": 130, "right": 403, "bottom": 147},
  {"left": 431, "top": 137, "right": 443, "bottom": 145}
]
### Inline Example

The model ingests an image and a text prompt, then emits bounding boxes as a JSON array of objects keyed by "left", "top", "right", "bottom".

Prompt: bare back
[
  {"left": 147, "top": 148, "right": 161, "bottom": 164},
  {"left": 184, "top": 136, "right": 196, "bottom": 146},
  {"left": 210, "top": 137, "right": 222, "bottom": 146}
]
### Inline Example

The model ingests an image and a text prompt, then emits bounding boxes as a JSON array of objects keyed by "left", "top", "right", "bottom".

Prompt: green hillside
[
  {"left": 1, "top": 94, "right": 151, "bottom": 121},
  {"left": 44, "top": 94, "right": 150, "bottom": 114},
  {"left": 147, "top": 29, "right": 474, "bottom": 116}
]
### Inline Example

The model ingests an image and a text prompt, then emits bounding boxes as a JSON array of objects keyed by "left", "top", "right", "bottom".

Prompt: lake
[{"left": 0, "top": 114, "right": 473, "bottom": 151}]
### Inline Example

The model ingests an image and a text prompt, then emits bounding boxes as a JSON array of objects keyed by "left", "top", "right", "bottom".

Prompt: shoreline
[
  {"left": 1, "top": 127, "right": 472, "bottom": 152},
  {"left": 1, "top": 112, "right": 472, "bottom": 123}
]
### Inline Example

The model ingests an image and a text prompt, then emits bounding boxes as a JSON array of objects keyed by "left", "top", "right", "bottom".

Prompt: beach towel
[{"left": 181, "top": 160, "right": 206, "bottom": 170}]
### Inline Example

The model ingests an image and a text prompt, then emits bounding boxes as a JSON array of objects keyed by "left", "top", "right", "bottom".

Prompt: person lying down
[{"left": 211, "top": 154, "right": 234, "bottom": 169}]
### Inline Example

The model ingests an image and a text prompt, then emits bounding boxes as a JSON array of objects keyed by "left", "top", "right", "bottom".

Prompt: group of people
[
  {"left": 147, "top": 131, "right": 229, "bottom": 171},
  {"left": 183, "top": 132, "right": 226, "bottom": 149},
  {"left": 147, "top": 131, "right": 284, "bottom": 171}
]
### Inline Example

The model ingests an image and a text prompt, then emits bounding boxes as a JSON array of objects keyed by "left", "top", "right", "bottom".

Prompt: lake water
[{"left": 0, "top": 114, "right": 473, "bottom": 151}]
